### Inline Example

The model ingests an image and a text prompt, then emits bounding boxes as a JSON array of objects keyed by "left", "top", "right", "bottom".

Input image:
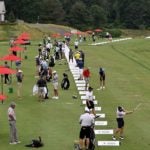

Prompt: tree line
[{"left": 5, "top": 0, "right": 150, "bottom": 30}]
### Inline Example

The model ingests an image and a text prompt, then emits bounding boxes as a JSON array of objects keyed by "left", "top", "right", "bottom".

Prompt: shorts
[
  {"left": 53, "top": 82, "right": 58, "bottom": 90},
  {"left": 117, "top": 118, "right": 124, "bottom": 128},
  {"left": 84, "top": 77, "right": 89, "bottom": 84},
  {"left": 86, "top": 100, "right": 94, "bottom": 109},
  {"left": 79, "top": 126, "right": 91, "bottom": 139},
  {"left": 79, "top": 69, "right": 83, "bottom": 75},
  {"left": 75, "top": 45, "right": 78, "bottom": 49},
  {"left": 100, "top": 75, "right": 105, "bottom": 81},
  {"left": 38, "top": 87, "right": 45, "bottom": 95}
]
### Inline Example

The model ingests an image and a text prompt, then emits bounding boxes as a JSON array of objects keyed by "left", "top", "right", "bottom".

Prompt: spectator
[
  {"left": 77, "top": 58, "right": 84, "bottom": 80},
  {"left": 69, "top": 49, "right": 74, "bottom": 63},
  {"left": 37, "top": 76, "right": 47, "bottom": 100},
  {"left": 4, "top": 61, "right": 10, "bottom": 84},
  {"left": 49, "top": 56, "right": 55, "bottom": 67},
  {"left": 16, "top": 69, "right": 24, "bottom": 98},
  {"left": 79, "top": 108, "right": 94, "bottom": 150},
  {"left": 52, "top": 70, "right": 59, "bottom": 99},
  {"left": 8, "top": 102, "right": 21, "bottom": 144},
  {"left": 74, "top": 39, "right": 79, "bottom": 50}
]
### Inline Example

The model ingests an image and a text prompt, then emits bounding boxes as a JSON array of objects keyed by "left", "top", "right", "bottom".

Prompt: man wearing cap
[
  {"left": 8, "top": 102, "right": 20, "bottom": 144},
  {"left": 52, "top": 70, "right": 59, "bottom": 99},
  {"left": 79, "top": 109, "right": 94, "bottom": 150}
]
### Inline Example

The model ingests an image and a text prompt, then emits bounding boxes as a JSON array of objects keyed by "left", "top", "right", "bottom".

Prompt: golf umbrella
[
  {"left": 94, "top": 29, "right": 102, "bottom": 32},
  {"left": 18, "top": 32, "right": 30, "bottom": 40},
  {"left": 51, "top": 33, "right": 61, "bottom": 38},
  {"left": 64, "top": 32, "right": 71, "bottom": 36},
  {"left": 0, "top": 94, "right": 7, "bottom": 101},
  {"left": 85, "top": 30, "right": 93, "bottom": 34},
  {"left": 9, "top": 46, "right": 24, "bottom": 52},
  {"left": 0, "top": 54, "right": 22, "bottom": 62},
  {"left": 14, "top": 39, "right": 26, "bottom": 44},
  {"left": 0, "top": 66, "right": 16, "bottom": 94}
]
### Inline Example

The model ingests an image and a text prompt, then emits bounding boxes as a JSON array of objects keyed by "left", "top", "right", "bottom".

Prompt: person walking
[
  {"left": 112, "top": 106, "right": 134, "bottom": 140},
  {"left": 8, "top": 102, "right": 21, "bottom": 144},
  {"left": 52, "top": 70, "right": 59, "bottom": 99},
  {"left": 79, "top": 108, "right": 94, "bottom": 150},
  {"left": 97, "top": 67, "right": 105, "bottom": 90}
]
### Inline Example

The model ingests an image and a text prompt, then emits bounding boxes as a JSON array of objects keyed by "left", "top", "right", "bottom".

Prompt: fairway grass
[{"left": 0, "top": 38, "right": 150, "bottom": 150}]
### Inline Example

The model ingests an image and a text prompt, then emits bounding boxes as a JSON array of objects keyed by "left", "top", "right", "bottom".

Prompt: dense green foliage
[{"left": 4, "top": 0, "right": 150, "bottom": 30}]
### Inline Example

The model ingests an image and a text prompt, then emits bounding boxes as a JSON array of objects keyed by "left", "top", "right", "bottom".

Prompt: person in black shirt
[
  {"left": 37, "top": 76, "right": 47, "bottom": 100},
  {"left": 97, "top": 67, "right": 105, "bottom": 90}
]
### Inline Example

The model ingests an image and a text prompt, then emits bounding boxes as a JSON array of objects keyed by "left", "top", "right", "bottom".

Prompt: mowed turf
[{"left": 0, "top": 37, "right": 150, "bottom": 150}]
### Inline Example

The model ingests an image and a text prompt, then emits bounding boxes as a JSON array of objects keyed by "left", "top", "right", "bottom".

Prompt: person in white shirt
[
  {"left": 86, "top": 87, "right": 96, "bottom": 116},
  {"left": 74, "top": 40, "right": 79, "bottom": 49},
  {"left": 79, "top": 108, "right": 94, "bottom": 150},
  {"left": 112, "top": 106, "right": 134, "bottom": 140},
  {"left": 8, "top": 102, "right": 21, "bottom": 144}
]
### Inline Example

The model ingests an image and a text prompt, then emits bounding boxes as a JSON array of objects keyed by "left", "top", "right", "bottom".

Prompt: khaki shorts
[{"left": 53, "top": 82, "right": 58, "bottom": 90}]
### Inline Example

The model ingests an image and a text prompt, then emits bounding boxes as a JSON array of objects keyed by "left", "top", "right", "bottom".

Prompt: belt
[{"left": 82, "top": 126, "right": 91, "bottom": 128}]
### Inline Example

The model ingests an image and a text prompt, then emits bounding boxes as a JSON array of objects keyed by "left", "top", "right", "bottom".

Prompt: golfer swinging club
[{"left": 112, "top": 106, "right": 134, "bottom": 140}]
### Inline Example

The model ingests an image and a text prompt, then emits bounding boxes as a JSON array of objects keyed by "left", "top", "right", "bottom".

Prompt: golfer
[
  {"left": 86, "top": 87, "right": 96, "bottom": 116},
  {"left": 97, "top": 67, "right": 105, "bottom": 90},
  {"left": 112, "top": 106, "right": 134, "bottom": 140}
]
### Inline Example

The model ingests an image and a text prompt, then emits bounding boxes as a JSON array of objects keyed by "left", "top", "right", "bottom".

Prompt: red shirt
[{"left": 83, "top": 69, "right": 90, "bottom": 78}]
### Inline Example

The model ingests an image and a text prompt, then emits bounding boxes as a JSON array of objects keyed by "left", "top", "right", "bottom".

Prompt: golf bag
[
  {"left": 61, "top": 78, "right": 70, "bottom": 90},
  {"left": 25, "top": 136, "right": 44, "bottom": 148}
]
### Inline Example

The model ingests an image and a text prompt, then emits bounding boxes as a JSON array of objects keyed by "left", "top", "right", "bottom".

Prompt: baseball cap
[
  {"left": 18, "top": 69, "right": 23, "bottom": 73},
  {"left": 52, "top": 70, "right": 57, "bottom": 74}
]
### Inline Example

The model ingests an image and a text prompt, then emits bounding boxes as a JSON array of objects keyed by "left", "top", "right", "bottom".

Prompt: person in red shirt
[{"left": 83, "top": 68, "right": 90, "bottom": 90}]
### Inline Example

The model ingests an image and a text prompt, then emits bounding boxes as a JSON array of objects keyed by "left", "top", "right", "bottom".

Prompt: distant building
[{"left": 0, "top": 1, "right": 6, "bottom": 22}]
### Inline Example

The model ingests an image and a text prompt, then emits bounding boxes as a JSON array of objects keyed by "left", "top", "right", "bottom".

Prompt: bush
[{"left": 106, "top": 29, "right": 122, "bottom": 37}]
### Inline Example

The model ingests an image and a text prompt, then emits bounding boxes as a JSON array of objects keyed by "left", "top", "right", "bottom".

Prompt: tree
[
  {"left": 69, "top": 1, "right": 92, "bottom": 30},
  {"left": 90, "top": 5, "right": 107, "bottom": 28}
]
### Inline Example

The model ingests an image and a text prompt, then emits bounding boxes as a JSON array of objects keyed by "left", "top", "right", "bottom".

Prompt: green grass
[{"left": 0, "top": 33, "right": 150, "bottom": 150}]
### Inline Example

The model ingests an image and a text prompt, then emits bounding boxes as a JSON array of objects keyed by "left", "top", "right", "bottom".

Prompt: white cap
[
  {"left": 85, "top": 107, "right": 90, "bottom": 112},
  {"left": 18, "top": 69, "right": 23, "bottom": 73},
  {"left": 52, "top": 70, "right": 56, "bottom": 74}
]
